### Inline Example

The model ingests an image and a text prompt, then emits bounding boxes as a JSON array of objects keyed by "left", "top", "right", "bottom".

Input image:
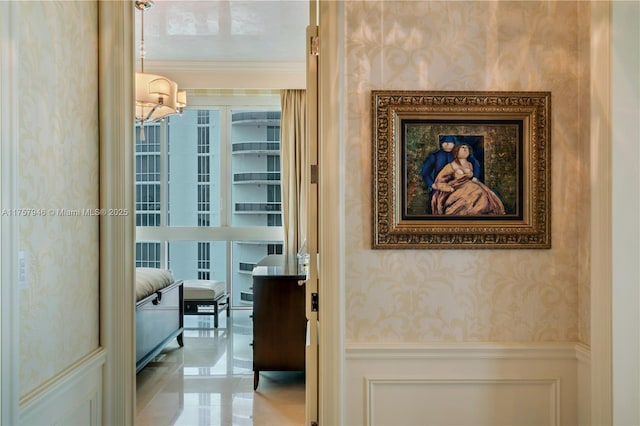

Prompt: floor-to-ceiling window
[{"left": 135, "top": 92, "right": 284, "bottom": 308}]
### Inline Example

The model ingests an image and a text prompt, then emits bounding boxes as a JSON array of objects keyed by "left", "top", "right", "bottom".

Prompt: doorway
[{"left": 131, "top": 1, "right": 317, "bottom": 424}]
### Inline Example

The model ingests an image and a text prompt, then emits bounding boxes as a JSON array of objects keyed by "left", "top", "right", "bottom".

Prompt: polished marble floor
[{"left": 135, "top": 310, "right": 305, "bottom": 426}]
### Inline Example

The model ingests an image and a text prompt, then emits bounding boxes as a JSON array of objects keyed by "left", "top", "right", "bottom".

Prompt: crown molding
[
  {"left": 140, "top": 60, "right": 306, "bottom": 89},
  {"left": 142, "top": 59, "right": 305, "bottom": 73}
]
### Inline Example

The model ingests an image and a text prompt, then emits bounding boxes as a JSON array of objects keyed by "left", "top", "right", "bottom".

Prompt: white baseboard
[
  {"left": 346, "top": 342, "right": 589, "bottom": 426},
  {"left": 19, "top": 349, "right": 105, "bottom": 426}
]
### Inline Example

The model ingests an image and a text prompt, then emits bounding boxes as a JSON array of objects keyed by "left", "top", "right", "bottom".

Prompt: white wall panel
[
  {"left": 18, "top": 350, "right": 104, "bottom": 426},
  {"left": 612, "top": 2, "right": 640, "bottom": 425},
  {"left": 14, "top": 0, "right": 101, "bottom": 397},
  {"left": 346, "top": 343, "right": 581, "bottom": 426},
  {"left": 366, "top": 378, "right": 558, "bottom": 426}
]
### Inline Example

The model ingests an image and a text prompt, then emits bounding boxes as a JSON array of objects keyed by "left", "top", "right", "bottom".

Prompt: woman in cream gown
[{"left": 430, "top": 143, "right": 506, "bottom": 216}]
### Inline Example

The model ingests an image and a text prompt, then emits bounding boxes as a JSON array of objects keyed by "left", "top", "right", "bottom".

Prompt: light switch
[{"left": 18, "top": 250, "right": 29, "bottom": 289}]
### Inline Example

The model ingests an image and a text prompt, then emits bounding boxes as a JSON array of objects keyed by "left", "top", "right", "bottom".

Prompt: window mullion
[
  {"left": 220, "top": 106, "right": 231, "bottom": 227},
  {"left": 160, "top": 119, "right": 168, "bottom": 268}
]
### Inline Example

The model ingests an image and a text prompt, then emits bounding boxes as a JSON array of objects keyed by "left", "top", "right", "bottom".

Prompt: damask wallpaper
[
  {"left": 344, "top": 1, "right": 590, "bottom": 344},
  {"left": 16, "top": 1, "right": 100, "bottom": 397}
]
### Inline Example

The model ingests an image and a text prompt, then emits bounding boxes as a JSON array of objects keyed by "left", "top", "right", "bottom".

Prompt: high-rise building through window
[
  {"left": 135, "top": 93, "right": 284, "bottom": 307},
  {"left": 135, "top": 123, "right": 161, "bottom": 227},
  {"left": 136, "top": 242, "right": 160, "bottom": 268}
]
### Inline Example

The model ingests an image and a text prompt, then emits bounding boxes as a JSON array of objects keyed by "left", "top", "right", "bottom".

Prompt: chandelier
[{"left": 135, "top": 0, "right": 186, "bottom": 140}]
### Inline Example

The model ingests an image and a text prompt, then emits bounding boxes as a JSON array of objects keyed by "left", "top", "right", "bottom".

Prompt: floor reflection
[{"left": 135, "top": 310, "right": 305, "bottom": 426}]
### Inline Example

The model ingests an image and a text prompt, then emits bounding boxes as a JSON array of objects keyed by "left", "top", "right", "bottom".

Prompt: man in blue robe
[{"left": 420, "top": 135, "right": 480, "bottom": 213}]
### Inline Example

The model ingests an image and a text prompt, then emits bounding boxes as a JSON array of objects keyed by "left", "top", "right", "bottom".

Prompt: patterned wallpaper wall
[
  {"left": 344, "top": 1, "right": 590, "bottom": 343},
  {"left": 16, "top": 2, "right": 100, "bottom": 397}
]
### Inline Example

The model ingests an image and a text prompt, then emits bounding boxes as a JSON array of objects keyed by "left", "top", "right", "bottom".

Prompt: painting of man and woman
[
  {"left": 372, "top": 90, "right": 550, "bottom": 249},
  {"left": 402, "top": 121, "right": 522, "bottom": 220}
]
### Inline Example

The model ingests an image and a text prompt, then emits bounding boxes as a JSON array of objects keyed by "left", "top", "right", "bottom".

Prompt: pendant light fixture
[{"left": 135, "top": 0, "right": 186, "bottom": 140}]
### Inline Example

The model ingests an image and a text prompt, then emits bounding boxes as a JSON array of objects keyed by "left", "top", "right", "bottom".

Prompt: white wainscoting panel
[
  {"left": 18, "top": 349, "right": 105, "bottom": 426},
  {"left": 346, "top": 343, "right": 583, "bottom": 426},
  {"left": 366, "top": 378, "right": 558, "bottom": 426}
]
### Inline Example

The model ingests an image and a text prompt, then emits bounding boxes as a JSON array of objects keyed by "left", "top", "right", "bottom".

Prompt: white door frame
[
  {"left": 316, "top": 1, "right": 345, "bottom": 425},
  {"left": 98, "top": 2, "right": 347, "bottom": 425},
  {"left": 305, "top": 0, "right": 320, "bottom": 423},
  {"left": 98, "top": 2, "right": 136, "bottom": 424},
  {"left": 1, "top": 2, "right": 20, "bottom": 423},
  {"left": 590, "top": 1, "right": 613, "bottom": 424}
]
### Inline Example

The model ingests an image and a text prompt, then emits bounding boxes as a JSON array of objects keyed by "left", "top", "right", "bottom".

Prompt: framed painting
[{"left": 372, "top": 90, "right": 551, "bottom": 249}]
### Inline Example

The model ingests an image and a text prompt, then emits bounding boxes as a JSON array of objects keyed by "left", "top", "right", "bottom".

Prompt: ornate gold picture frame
[{"left": 372, "top": 90, "right": 551, "bottom": 249}]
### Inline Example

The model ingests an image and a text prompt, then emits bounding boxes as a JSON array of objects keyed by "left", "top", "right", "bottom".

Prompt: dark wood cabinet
[{"left": 252, "top": 257, "right": 306, "bottom": 390}]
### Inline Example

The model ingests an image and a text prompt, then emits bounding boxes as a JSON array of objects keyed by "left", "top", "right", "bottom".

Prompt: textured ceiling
[{"left": 135, "top": 0, "right": 309, "bottom": 63}]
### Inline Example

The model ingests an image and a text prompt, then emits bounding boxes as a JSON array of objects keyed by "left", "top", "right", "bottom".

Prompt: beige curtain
[{"left": 280, "top": 89, "right": 307, "bottom": 257}]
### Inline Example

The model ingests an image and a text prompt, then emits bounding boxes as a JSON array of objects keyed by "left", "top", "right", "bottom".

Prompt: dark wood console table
[{"left": 251, "top": 256, "right": 306, "bottom": 390}]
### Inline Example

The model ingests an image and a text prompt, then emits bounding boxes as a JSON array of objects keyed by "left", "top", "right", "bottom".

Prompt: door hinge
[
  {"left": 311, "top": 422, "right": 318, "bottom": 426},
  {"left": 310, "top": 35, "right": 319, "bottom": 56},
  {"left": 310, "top": 164, "right": 318, "bottom": 184},
  {"left": 311, "top": 292, "right": 319, "bottom": 312}
]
